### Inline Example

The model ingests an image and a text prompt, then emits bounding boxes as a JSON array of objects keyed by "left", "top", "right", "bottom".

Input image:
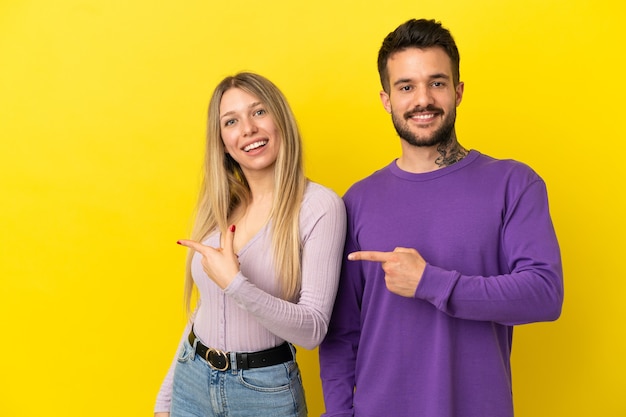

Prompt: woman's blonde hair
[{"left": 184, "top": 72, "right": 307, "bottom": 313}]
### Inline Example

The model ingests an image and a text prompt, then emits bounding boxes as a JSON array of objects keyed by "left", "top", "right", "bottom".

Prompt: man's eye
[
  {"left": 432, "top": 82, "right": 444, "bottom": 87},
  {"left": 400, "top": 85, "right": 412, "bottom": 91}
]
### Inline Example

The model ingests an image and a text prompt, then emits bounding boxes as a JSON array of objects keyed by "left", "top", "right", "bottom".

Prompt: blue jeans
[{"left": 170, "top": 338, "right": 308, "bottom": 417}]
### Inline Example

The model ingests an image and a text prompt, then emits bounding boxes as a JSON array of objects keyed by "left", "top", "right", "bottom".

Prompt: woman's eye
[
  {"left": 254, "top": 109, "right": 266, "bottom": 116},
  {"left": 224, "top": 119, "right": 235, "bottom": 127}
]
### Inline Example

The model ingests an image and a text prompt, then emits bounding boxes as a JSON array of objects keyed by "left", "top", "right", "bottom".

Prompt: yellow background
[{"left": 1, "top": 0, "right": 625, "bottom": 416}]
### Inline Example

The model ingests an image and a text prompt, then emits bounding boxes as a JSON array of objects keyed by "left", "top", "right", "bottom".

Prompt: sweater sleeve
[
  {"left": 154, "top": 318, "right": 193, "bottom": 413},
  {"left": 224, "top": 186, "right": 346, "bottom": 349},
  {"left": 319, "top": 229, "right": 361, "bottom": 416},
  {"left": 415, "top": 179, "right": 564, "bottom": 325}
]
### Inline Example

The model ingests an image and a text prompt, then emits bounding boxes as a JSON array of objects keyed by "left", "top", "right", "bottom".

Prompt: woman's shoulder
[
  {"left": 298, "top": 181, "right": 346, "bottom": 238},
  {"left": 304, "top": 181, "right": 343, "bottom": 204},
  {"left": 301, "top": 181, "right": 345, "bottom": 217}
]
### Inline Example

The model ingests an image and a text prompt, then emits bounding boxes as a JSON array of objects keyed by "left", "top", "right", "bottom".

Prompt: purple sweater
[{"left": 319, "top": 151, "right": 563, "bottom": 417}]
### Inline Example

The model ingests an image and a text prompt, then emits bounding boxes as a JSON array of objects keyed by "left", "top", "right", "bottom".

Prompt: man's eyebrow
[
  {"left": 392, "top": 73, "right": 451, "bottom": 87},
  {"left": 392, "top": 78, "right": 413, "bottom": 87},
  {"left": 430, "top": 73, "right": 450, "bottom": 80}
]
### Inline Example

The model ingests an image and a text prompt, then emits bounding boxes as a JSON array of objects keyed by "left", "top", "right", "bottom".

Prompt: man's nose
[{"left": 412, "top": 85, "right": 435, "bottom": 109}]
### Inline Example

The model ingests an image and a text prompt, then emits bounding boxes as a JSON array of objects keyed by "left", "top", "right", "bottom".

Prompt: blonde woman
[{"left": 154, "top": 72, "right": 346, "bottom": 417}]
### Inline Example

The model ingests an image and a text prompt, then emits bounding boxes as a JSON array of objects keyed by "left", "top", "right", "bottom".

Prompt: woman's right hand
[{"left": 177, "top": 224, "right": 240, "bottom": 289}]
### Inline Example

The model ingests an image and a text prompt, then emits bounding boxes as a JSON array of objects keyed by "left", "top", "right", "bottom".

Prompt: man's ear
[
  {"left": 455, "top": 81, "right": 465, "bottom": 107},
  {"left": 380, "top": 90, "right": 392, "bottom": 113}
]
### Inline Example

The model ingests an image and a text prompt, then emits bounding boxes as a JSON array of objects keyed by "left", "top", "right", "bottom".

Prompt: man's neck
[
  {"left": 397, "top": 134, "right": 468, "bottom": 174},
  {"left": 434, "top": 139, "right": 468, "bottom": 168}
]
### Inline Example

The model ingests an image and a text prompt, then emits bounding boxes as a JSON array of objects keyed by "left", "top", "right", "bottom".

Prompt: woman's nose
[{"left": 241, "top": 117, "right": 258, "bottom": 136}]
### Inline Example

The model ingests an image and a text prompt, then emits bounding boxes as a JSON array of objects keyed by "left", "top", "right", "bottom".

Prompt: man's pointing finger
[{"left": 348, "top": 251, "right": 392, "bottom": 263}]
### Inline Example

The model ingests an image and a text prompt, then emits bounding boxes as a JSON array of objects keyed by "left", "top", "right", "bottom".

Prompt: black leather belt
[{"left": 188, "top": 329, "right": 293, "bottom": 371}]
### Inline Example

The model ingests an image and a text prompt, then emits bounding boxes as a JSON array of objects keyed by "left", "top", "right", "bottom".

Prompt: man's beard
[{"left": 391, "top": 105, "right": 456, "bottom": 147}]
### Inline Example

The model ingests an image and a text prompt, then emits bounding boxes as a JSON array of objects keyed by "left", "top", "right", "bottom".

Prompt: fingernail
[
  {"left": 230, "top": 225, "right": 236, "bottom": 232},
  {"left": 347, "top": 253, "right": 354, "bottom": 260},
  {"left": 176, "top": 240, "right": 182, "bottom": 245}
]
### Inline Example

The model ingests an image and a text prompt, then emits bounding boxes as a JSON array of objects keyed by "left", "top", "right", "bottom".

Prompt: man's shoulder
[
  {"left": 344, "top": 162, "right": 394, "bottom": 196},
  {"left": 471, "top": 151, "right": 541, "bottom": 180}
]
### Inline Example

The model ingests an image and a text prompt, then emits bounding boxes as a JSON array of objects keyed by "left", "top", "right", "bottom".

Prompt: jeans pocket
[
  {"left": 287, "top": 361, "right": 304, "bottom": 386},
  {"left": 176, "top": 339, "right": 194, "bottom": 363},
  {"left": 238, "top": 363, "right": 291, "bottom": 392}
]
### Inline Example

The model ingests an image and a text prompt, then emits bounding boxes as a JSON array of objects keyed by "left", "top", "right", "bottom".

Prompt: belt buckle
[{"left": 205, "top": 347, "right": 229, "bottom": 371}]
